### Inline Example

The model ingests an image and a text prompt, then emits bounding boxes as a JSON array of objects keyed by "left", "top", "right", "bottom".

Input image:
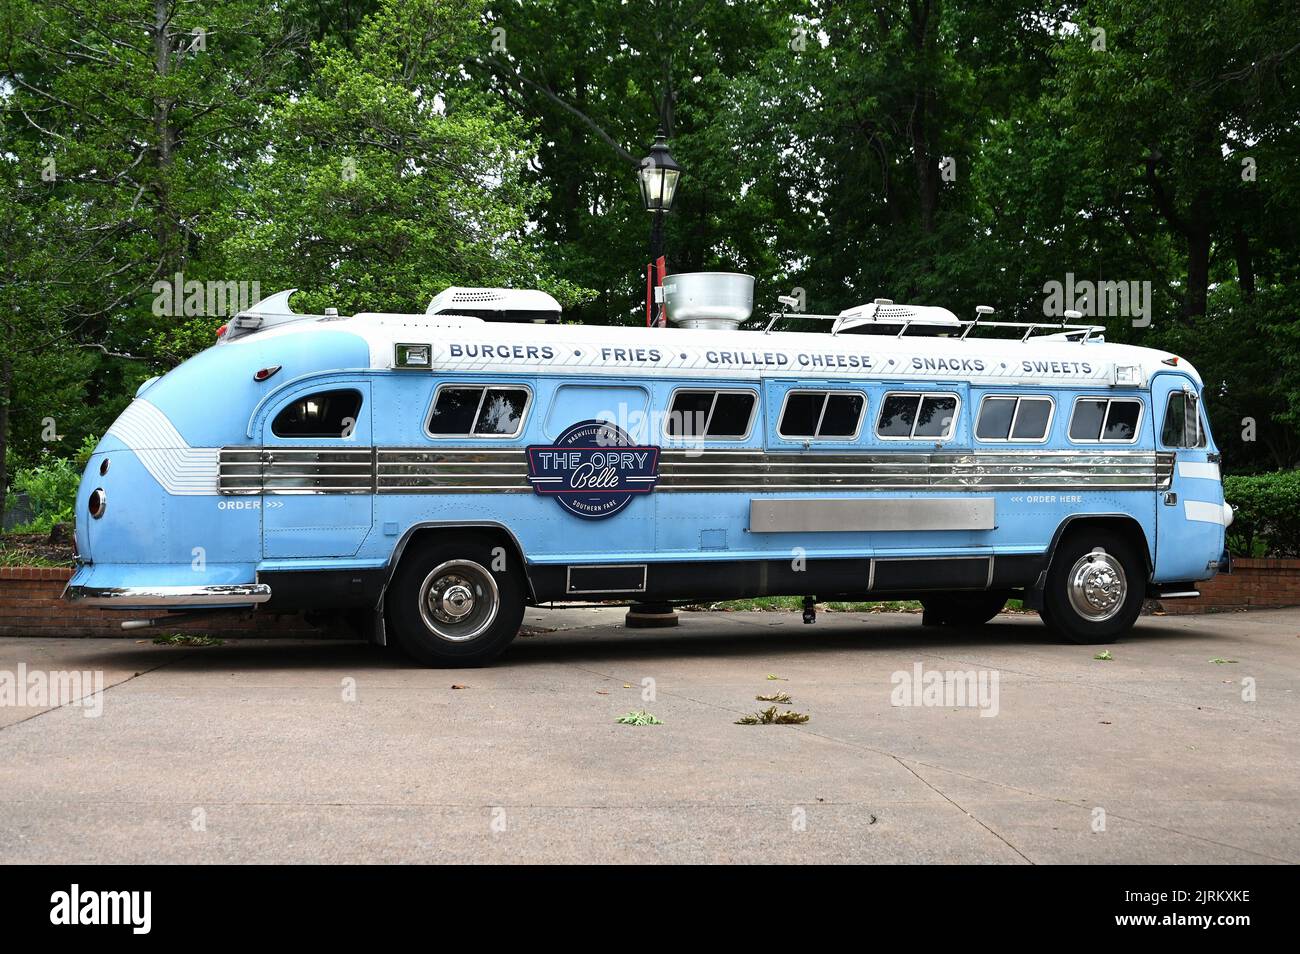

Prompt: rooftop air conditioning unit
[
  {"left": 834, "top": 299, "right": 962, "bottom": 335},
  {"left": 425, "top": 287, "right": 562, "bottom": 323}
]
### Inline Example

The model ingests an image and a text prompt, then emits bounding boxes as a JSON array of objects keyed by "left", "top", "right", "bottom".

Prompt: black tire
[
  {"left": 920, "top": 590, "right": 1009, "bottom": 627},
  {"left": 386, "top": 535, "right": 525, "bottom": 667},
  {"left": 1039, "top": 528, "right": 1144, "bottom": 644}
]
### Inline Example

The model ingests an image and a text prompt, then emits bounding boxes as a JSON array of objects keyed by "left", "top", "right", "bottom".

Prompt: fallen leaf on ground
[
  {"left": 736, "top": 706, "right": 809, "bottom": 725},
  {"left": 616, "top": 710, "right": 663, "bottom": 726}
]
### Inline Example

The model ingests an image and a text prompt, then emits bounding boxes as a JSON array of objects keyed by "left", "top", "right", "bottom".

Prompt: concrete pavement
[{"left": 0, "top": 606, "right": 1296, "bottom": 863}]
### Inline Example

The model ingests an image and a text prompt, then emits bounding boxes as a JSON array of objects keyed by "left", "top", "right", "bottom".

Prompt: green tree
[
  {"left": 219, "top": 0, "right": 590, "bottom": 315},
  {"left": 0, "top": 0, "right": 301, "bottom": 524}
]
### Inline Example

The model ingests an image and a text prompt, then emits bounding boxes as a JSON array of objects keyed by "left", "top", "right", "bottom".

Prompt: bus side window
[
  {"left": 1068, "top": 397, "right": 1143, "bottom": 443},
  {"left": 427, "top": 385, "right": 529, "bottom": 437},
  {"left": 665, "top": 389, "right": 756, "bottom": 439},
  {"left": 976, "top": 395, "right": 1054, "bottom": 442},
  {"left": 877, "top": 392, "right": 958, "bottom": 441},
  {"left": 272, "top": 389, "right": 363, "bottom": 438},
  {"left": 777, "top": 390, "right": 866, "bottom": 440},
  {"left": 1161, "top": 391, "right": 1206, "bottom": 448}
]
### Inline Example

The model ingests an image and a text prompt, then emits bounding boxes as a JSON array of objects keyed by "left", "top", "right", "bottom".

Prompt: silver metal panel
[{"left": 750, "top": 497, "right": 996, "bottom": 533}]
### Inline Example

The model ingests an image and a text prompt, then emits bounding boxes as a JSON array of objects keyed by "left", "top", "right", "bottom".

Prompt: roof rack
[{"left": 759, "top": 302, "right": 1106, "bottom": 343}]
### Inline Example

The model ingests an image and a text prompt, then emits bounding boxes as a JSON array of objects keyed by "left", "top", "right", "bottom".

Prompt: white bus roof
[{"left": 222, "top": 292, "right": 1197, "bottom": 389}]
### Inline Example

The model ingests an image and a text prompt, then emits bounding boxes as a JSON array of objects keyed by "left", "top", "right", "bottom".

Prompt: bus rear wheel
[
  {"left": 920, "top": 591, "right": 1009, "bottom": 627},
  {"left": 386, "top": 537, "right": 525, "bottom": 667},
  {"left": 1039, "top": 530, "right": 1144, "bottom": 644}
]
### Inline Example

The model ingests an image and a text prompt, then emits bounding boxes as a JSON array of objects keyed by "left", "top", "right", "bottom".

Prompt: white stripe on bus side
[
  {"left": 107, "top": 400, "right": 221, "bottom": 495},
  {"left": 1183, "top": 500, "right": 1227, "bottom": 525},
  {"left": 1176, "top": 461, "right": 1221, "bottom": 480}
]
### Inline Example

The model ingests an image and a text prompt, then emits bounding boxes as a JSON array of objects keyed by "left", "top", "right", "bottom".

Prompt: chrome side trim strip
[
  {"left": 64, "top": 583, "right": 272, "bottom": 608},
  {"left": 219, "top": 447, "right": 1173, "bottom": 495}
]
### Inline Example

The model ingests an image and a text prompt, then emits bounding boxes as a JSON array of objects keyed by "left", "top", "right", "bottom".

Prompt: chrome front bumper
[{"left": 64, "top": 583, "right": 272, "bottom": 608}]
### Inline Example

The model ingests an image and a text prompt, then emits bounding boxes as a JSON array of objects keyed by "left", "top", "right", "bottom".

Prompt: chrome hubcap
[
  {"left": 440, "top": 584, "right": 475, "bottom": 620},
  {"left": 418, "top": 560, "right": 499, "bottom": 642},
  {"left": 1067, "top": 548, "right": 1127, "bottom": 622}
]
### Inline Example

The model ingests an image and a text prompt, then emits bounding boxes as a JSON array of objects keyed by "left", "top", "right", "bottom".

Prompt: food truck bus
[{"left": 65, "top": 279, "right": 1232, "bottom": 666}]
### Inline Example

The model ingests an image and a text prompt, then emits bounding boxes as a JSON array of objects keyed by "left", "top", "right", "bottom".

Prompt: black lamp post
[
  {"left": 627, "top": 129, "right": 682, "bottom": 627},
  {"left": 638, "top": 128, "right": 681, "bottom": 327}
]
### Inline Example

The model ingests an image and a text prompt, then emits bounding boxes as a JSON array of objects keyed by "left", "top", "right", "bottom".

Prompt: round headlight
[
  {"left": 99, "top": 458, "right": 110, "bottom": 476},
  {"left": 88, "top": 488, "right": 107, "bottom": 519}
]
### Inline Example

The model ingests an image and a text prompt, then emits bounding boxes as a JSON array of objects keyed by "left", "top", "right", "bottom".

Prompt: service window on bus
[
  {"left": 975, "top": 395, "right": 1054, "bottom": 442},
  {"left": 1068, "top": 397, "right": 1143, "bottom": 443},
  {"left": 877, "top": 392, "right": 959, "bottom": 441},
  {"left": 272, "top": 389, "right": 363, "bottom": 438},
  {"left": 665, "top": 389, "right": 757, "bottom": 439},
  {"left": 777, "top": 391, "right": 866, "bottom": 439},
  {"left": 1160, "top": 390, "right": 1206, "bottom": 448},
  {"left": 427, "top": 385, "right": 530, "bottom": 437}
]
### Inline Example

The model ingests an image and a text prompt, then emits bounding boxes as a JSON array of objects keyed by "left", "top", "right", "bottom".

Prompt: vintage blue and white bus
[{"left": 65, "top": 283, "right": 1232, "bottom": 666}]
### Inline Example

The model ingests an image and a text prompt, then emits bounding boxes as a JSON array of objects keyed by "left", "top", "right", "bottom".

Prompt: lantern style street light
[{"left": 638, "top": 128, "right": 681, "bottom": 273}]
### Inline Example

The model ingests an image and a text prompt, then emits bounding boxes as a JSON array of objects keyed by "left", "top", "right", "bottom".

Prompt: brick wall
[
  {"left": 1155, "top": 558, "right": 1300, "bottom": 615},
  {"left": 0, "top": 567, "right": 323, "bottom": 638},
  {"left": 3, "top": 560, "right": 1297, "bottom": 634}
]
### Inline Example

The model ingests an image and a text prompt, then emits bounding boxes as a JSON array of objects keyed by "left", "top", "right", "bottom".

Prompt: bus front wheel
[
  {"left": 1039, "top": 530, "right": 1144, "bottom": 644},
  {"left": 386, "top": 537, "right": 525, "bottom": 667}
]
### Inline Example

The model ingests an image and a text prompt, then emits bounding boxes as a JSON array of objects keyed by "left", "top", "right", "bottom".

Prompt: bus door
[
  {"left": 260, "top": 380, "right": 374, "bottom": 558},
  {"left": 1151, "top": 372, "right": 1225, "bottom": 581}
]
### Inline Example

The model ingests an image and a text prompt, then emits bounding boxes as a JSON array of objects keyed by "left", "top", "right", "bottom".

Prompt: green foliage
[
  {"left": 1, "top": 436, "right": 95, "bottom": 533},
  {"left": 217, "top": 0, "right": 594, "bottom": 316},
  {"left": 615, "top": 710, "right": 663, "bottom": 726},
  {"left": 0, "top": 547, "right": 72, "bottom": 568},
  {"left": 1224, "top": 471, "right": 1300, "bottom": 558},
  {"left": 4, "top": 455, "right": 81, "bottom": 533}
]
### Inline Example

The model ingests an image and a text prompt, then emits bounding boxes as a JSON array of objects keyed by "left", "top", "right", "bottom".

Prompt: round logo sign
[{"left": 525, "top": 420, "right": 661, "bottom": 520}]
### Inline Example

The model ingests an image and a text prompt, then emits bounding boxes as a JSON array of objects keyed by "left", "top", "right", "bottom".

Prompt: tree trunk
[
  {"left": 908, "top": 0, "right": 939, "bottom": 235},
  {"left": 911, "top": 89, "right": 938, "bottom": 234},
  {"left": 151, "top": 0, "right": 180, "bottom": 274},
  {"left": 1234, "top": 222, "right": 1255, "bottom": 302},
  {"left": 0, "top": 357, "right": 12, "bottom": 532},
  {"left": 1185, "top": 226, "right": 1211, "bottom": 318}
]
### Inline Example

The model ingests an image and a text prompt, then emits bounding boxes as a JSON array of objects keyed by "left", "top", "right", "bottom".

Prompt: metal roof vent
[
  {"left": 663, "top": 272, "right": 755, "bottom": 330},
  {"left": 425, "top": 286, "right": 561, "bottom": 323}
]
